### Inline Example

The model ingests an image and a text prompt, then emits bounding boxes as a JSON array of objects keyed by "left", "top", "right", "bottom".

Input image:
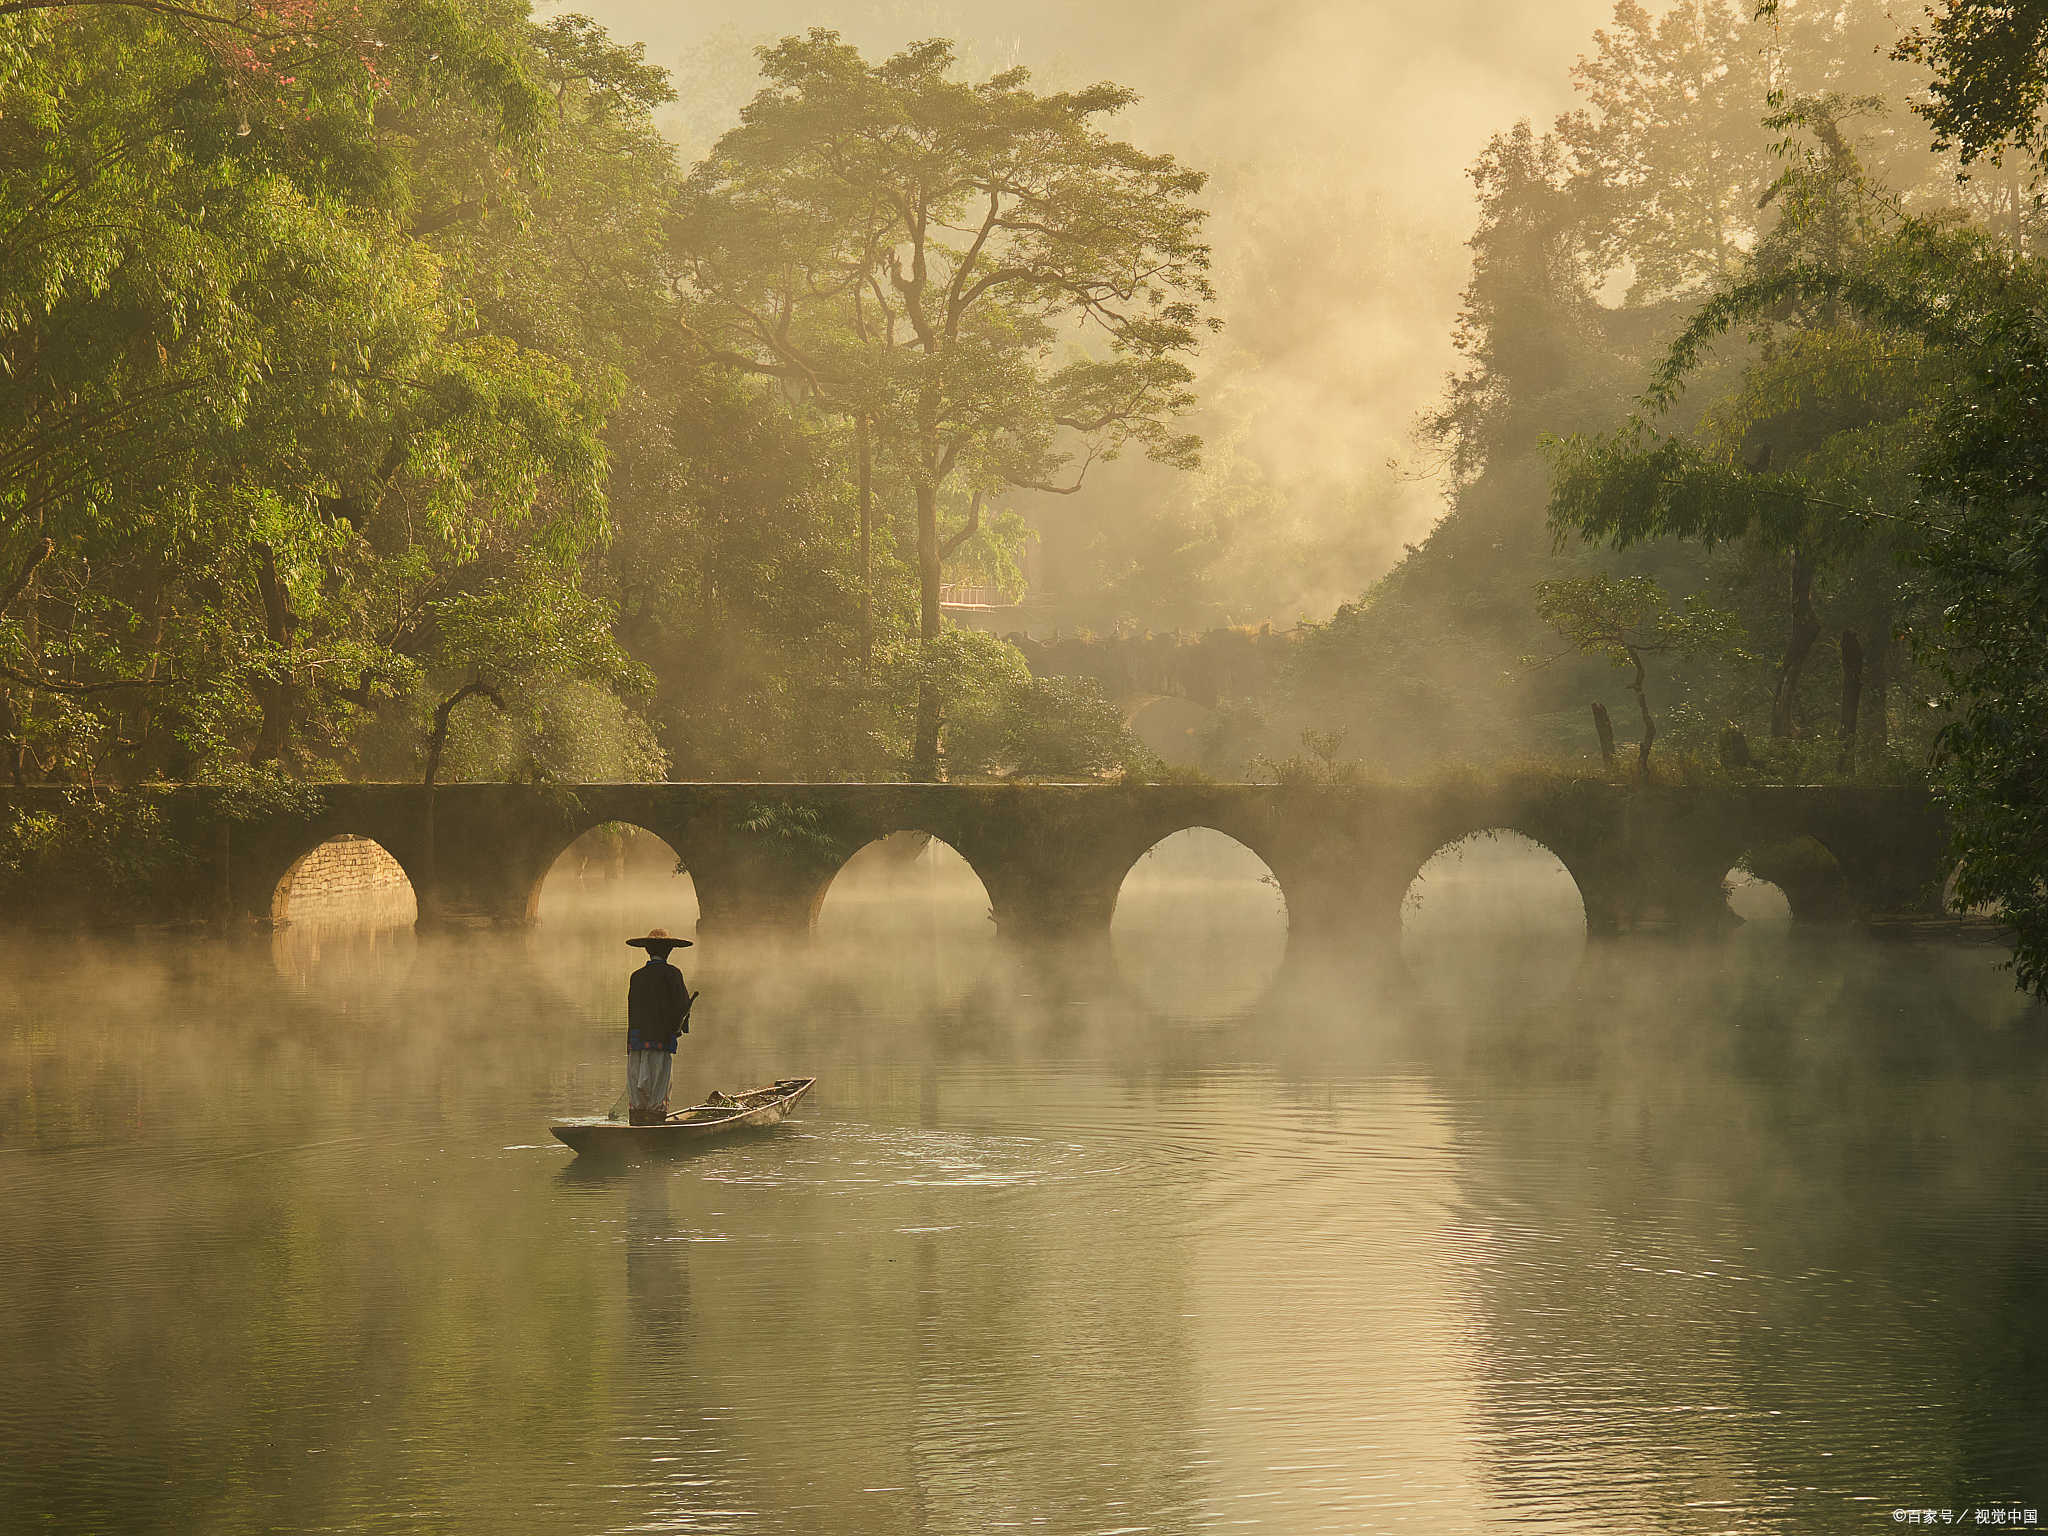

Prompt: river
[{"left": 2, "top": 832, "right": 2043, "bottom": 1533}]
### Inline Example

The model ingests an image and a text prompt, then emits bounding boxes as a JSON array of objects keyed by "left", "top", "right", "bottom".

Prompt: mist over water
[
  {"left": 3, "top": 859, "right": 2043, "bottom": 1533},
  {"left": 1402, "top": 832, "right": 1589, "bottom": 1007}
]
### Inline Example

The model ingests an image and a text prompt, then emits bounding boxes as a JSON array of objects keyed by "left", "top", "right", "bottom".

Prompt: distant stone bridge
[{"left": 51, "top": 777, "right": 1950, "bottom": 947}]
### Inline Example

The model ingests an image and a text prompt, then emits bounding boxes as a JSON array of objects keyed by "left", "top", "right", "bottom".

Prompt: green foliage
[
  {"left": 0, "top": 0, "right": 665, "bottom": 790},
  {"left": 958, "top": 675, "right": 1138, "bottom": 781},
  {"left": 674, "top": 30, "right": 1215, "bottom": 775},
  {"left": 1201, "top": 696, "right": 1269, "bottom": 777},
  {"left": 1530, "top": 575, "right": 1749, "bottom": 672},
  {"left": 1534, "top": 188, "right": 2048, "bottom": 988},
  {"left": 1897, "top": 292, "right": 2048, "bottom": 995},
  {"left": 735, "top": 801, "right": 842, "bottom": 870},
  {"left": 1529, "top": 572, "right": 1750, "bottom": 775},
  {"left": 1286, "top": 2, "right": 1977, "bottom": 780},
  {"left": 1251, "top": 727, "right": 1375, "bottom": 791},
  {"left": 0, "top": 790, "right": 198, "bottom": 922},
  {"left": 1891, "top": 0, "right": 2048, "bottom": 165}
]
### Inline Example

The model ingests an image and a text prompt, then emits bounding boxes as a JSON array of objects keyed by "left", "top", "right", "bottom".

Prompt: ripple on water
[{"left": 1, "top": 925, "right": 2044, "bottom": 1533}]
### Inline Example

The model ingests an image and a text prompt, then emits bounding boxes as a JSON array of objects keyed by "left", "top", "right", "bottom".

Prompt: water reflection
[
  {"left": 0, "top": 868, "right": 2042, "bottom": 1533},
  {"left": 1402, "top": 830, "right": 1587, "bottom": 1007},
  {"left": 1114, "top": 826, "right": 1288, "bottom": 1018}
]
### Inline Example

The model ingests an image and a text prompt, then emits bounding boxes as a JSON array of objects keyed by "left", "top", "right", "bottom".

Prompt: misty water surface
[{"left": 2, "top": 832, "right": 2043, "bottom": 1534}]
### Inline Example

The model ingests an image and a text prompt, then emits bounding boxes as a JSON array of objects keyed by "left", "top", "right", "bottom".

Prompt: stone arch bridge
[{"left": 123, "top": 778, "right": 1949, "bottom": 947}]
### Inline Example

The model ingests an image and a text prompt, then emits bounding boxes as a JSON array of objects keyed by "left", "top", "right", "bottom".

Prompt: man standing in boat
[{"left": 626, "top": 929, "right": 694, "bottom": 1125}]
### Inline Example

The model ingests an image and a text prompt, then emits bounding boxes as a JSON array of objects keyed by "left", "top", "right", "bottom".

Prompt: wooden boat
[{"left": 550, "top": 1077, "right": 816, "bottom": 1156}]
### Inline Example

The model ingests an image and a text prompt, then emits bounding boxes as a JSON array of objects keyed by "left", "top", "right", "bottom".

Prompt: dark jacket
[{"left": 626, "top": 958, "right": 690, "bottom": 1053}]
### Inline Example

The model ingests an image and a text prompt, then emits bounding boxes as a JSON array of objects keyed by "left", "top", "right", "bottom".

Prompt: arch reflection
[
  {"left": 1401, "top": 829, "right": 1585, "bottom": 1004},
  {"left": 1113, "top": 827, "right": 1287, "bottom": 1019}
]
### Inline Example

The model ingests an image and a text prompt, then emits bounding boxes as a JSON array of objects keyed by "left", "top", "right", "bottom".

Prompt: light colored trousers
[{"left": 628, "top": 1050, "right": 673, "bottom": 1120}]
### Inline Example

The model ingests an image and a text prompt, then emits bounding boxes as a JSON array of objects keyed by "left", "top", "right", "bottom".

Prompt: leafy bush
[
  {"left": 934, "top": 634, "right": 1144, "bottom": 780},
  {"left": 0, "top": 791, "right": 201, "bottom": 923}
]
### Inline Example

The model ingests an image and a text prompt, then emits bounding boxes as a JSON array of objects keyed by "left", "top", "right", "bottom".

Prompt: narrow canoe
[{"left": 550, "top": 1077, "right": 816, "bottom": 1156}]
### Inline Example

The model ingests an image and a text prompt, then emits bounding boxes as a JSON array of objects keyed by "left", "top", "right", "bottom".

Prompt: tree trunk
[
  {"left": 249, "top": 543, "right": 299, "bottom": 767},
  {"left": 1591, "top": 702, "right": 1616, "bottom": 769},
  {"left": 1867, "top": 619, "right": 1891, "bottom": 754},
  {"left": 857, "top": 415, "right": 874, "bottom": 675},
  {"left": 420, "top": 679, "right": 503, "bottom": 927},
  {"left": 424, "top": 679, "right": 503, "bottom": 792},
  {"left": 131, "top": 560, "right": 167, "bottom": 779},
  {"left": 0, "top": 688, "right": 21, "bottom": 786},
  {"left": 1627, "top": 648, "right": 1655, "bottom": 779},
  {"left": 1770, "top": 545, "right": 1822, "bottom": 739},
  {"left": 1836, "top": 628, "right": 1864, "bottom": 776},
  {"left": 911, "top": 480, "right": 942, "bottom": 781},
  {"left": 12, "top": 545, "right": 45, "bottom": 784},
  {"left": 213, "top": 817, "right": 233, "bottom": 927}
]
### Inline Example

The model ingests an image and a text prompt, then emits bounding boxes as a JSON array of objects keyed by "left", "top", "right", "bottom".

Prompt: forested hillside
[{"left": 1276, "top": 0, "right": 2035, "bottom": 780}]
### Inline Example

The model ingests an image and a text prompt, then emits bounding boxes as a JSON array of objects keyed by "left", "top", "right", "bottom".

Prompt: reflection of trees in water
[
  {"left": 8, "top": 921, "right": 2045, "bottom": 1529},
  {"left": 270, "top": 916, "right": 416, "bottom": 984},
  {"left": 1438, "top": 938, "right": 2048, "bottom": 1519}
]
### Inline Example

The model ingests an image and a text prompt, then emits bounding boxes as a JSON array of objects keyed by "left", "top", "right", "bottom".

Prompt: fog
[
  {"left": 10, "top": 1, "right": 2044, "bottom": 1519},
  {"left": 5, "top": 856, "right": 2042, "bottom": 1530},
  {"left": 565, "top": 0, "right": 1615, "bottom": 623}
]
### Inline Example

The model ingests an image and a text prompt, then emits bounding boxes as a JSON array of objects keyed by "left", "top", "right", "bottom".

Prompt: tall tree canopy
[
  {"left": 0, "top": 0, "right": 656, "bottom": 788},
  {"left": 673, "top": 31, "right": 1214, "bottom": 777}
]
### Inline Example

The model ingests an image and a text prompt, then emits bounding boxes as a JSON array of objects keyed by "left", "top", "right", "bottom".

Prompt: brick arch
[
  {"left": 269, "top": 830, "right": 425, "bottom": 927},
  {"left": 1721, "top": 833, "right": 1852, "bottom": 924}
]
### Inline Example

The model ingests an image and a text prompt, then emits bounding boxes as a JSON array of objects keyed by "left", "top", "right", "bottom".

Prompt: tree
[
  {"left": 1544, "top": 96, "right": 1943, "bottom": 740},
  {"left": 1892, "top": 0, "right": 2048, "bottom": 166},
  {"left": 673, "top": 32, "right": 1215, "bottom": 779},
  {"left": 1534, "top": 212, "right": 2048, "bottom": 993},
  {"left": 0, "top": 1, "right": 659, "bottom": 788},
  {"left": 1528, "top": 574, "right": 1747, "bottom": 774},
  {"left": 1559, "top": 0, "right": 1772, "bottom": 302}
]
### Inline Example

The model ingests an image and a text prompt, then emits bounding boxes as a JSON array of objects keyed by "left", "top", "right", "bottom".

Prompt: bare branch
[
  {"left": 938, "top": 491, "right": 983, "bottom": 560},
  {"left": 0, "top": 665, "right": 172, "bottom": 695}
]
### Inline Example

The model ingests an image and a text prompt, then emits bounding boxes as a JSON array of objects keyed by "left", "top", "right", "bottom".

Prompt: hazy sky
[
  {"left": 558, "top": 0, "right": 1617, "bottom": 191},
  {"left": 552, "top": 0, "right": 1624, "bottom": 617}
]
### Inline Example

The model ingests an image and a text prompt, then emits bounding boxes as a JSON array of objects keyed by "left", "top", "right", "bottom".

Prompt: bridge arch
[
  {"left": 1107, "top": 819, "right": 1293, "bottom": 922},
  {"left": 1726, "top": 835, "right": 1849, "bottom": 924},
  {"left": 188, "top": 778, "right": 1949, "bottom": 941},
  {"left": 536, "top": 822, "right": 699, "bottom": 929},
  {"left": 1111, "top": 823, "right": 1291, "bottom": 923},
  {"left": 813, "top": 829, "right": 997, "bottom": 936},
  {"left": 1400, "top": 828, "right": 1588, "bottom": 993},
  {"left": 1112, "top": 826, "right": 1289, "bottom": 1014},
  {"left": 270, "top": 832, "right": 420, "bottom": 928},
  {"left": 1398, "top": 825, "right": 1590, "bottom": 923}
]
